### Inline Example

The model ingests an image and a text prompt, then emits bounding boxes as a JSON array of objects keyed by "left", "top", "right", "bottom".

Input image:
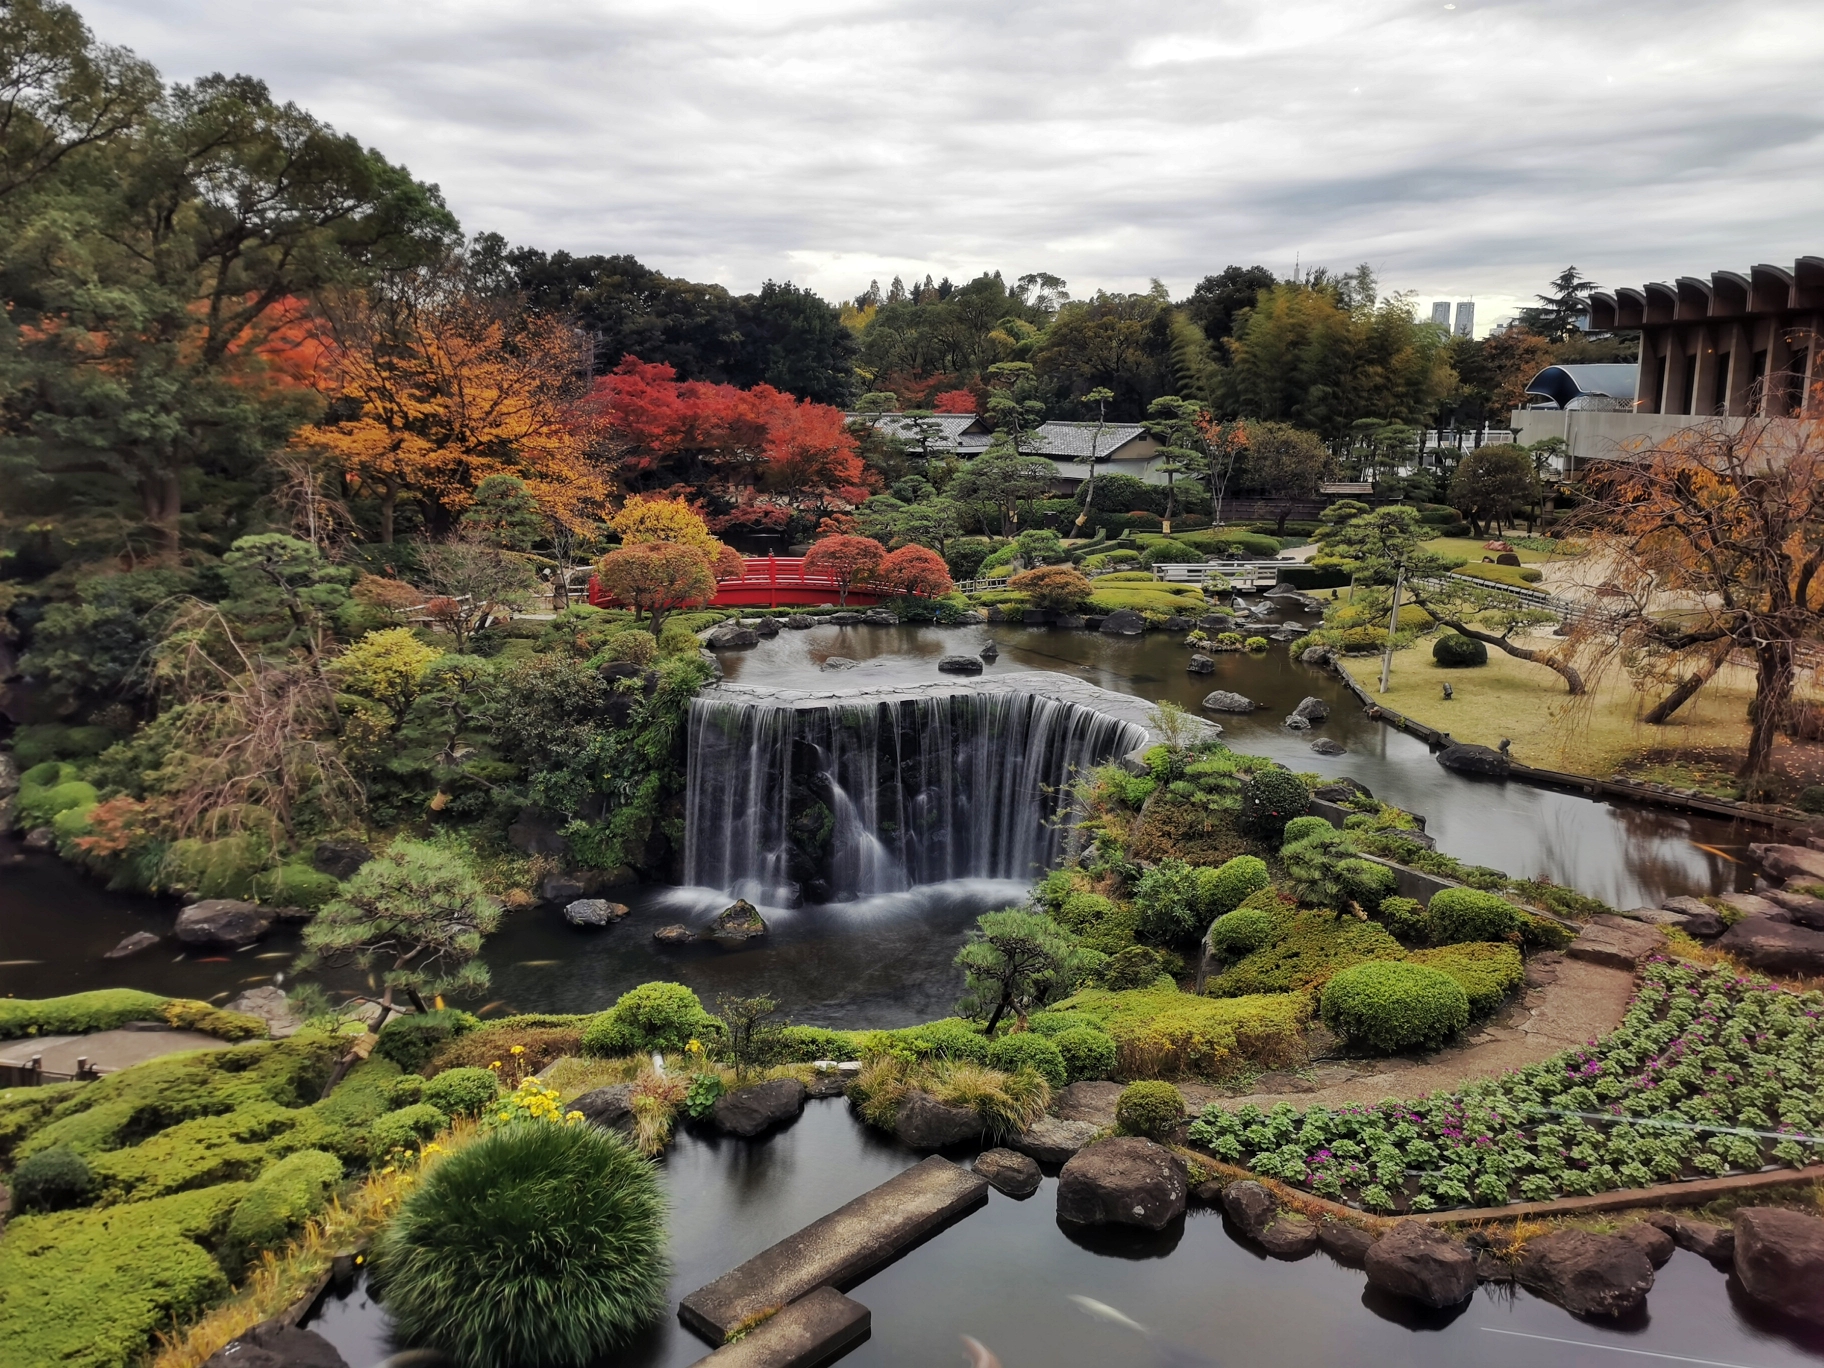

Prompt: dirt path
[{"left": 1182, "top": 953, "right": 1637, "bottom": 1114}]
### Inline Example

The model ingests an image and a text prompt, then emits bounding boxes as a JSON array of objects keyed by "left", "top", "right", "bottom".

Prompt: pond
[{"left": 303, "top": 1099, "right": 1824, "bottom": 1368}]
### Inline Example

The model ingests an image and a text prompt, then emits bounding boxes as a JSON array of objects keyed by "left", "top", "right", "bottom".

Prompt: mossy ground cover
[
  {"left": 1188, "top": 959, "right": 1824, "bottom": 1213},
  {"left": 0, "top": 989, "right": 265, "bottom": 1042},
  {"left": 1042, "top": 985, "right": 1308, "bottom": 1079}
]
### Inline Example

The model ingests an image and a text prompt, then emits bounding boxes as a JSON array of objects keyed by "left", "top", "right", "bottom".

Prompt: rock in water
[
  {"left": 571, "top": 1084, "right": 637, "bottom": 1135},
  {"left": 653, "top": 923, "right": 696, "bottom": 945},
  {"left": 1299, "top": 644, "right": 1335, "bottom": 667},
  {"left": 1716, "top": 916, "right": 1824, "bottom": 976},
  {"left": 1748, "top": 842, "right": 1824, "bottom": 883},
  {"left": 1310, "top": 737, "right": 1347, "bottom": 756},
  {"left": 1363, "top": 1222, "right": 1478, "bottom": 1308},
  {"left": 708, "top": 898, "right": 768, "bottom": 942},
  {"left": 103, "top": 931, "right": 161, "bottom": 959},
  {"left": 707, "top": 624, "right": 760, "bottom": 649},
  {"left": 1187, "top": 654, "right": 1215, "bottom": 674},
  {"left": 1312, "top": 778, "right": 1373, "bottom": 802},
  {"left": 1317, "top": 1220, "right": 1377, "bottom": 1268},
  {"left": 1098, "top": 609, "right": 1146, "bottom": 636},
  {"left": 564, "top": 898, "right": 629, "bottom": 928},
  {"left": 894, "top": 1089, "right": 983, "bottom": 1149},
  {"left": 822, "top": 656, "right": 859, "bottom": 670},
  {"left": 784, "top": 614, "right": 814, "bottom": 629},
  {"left": 1733, "top": 1207, "right": 1824, "bottom": 1325},
  {"left": 1671, "top": 1218, "right": 1735, "bottom": 1266},
  {"left": 979, "top": 641, "right": 1000, "bottom": 661},
  {"left": 711, "top": 1078, "right": 807, "bottom": 1137},
  {"left": 174, "top": 899, "right": 274, "bottom": 949},
  {"left": 862, "top": 610, "right": 897, "bottom": 626},
  {"left": 1293, "top": 696, "right": 1331, "bottom": 722},
  {"left": 1008, "top": 1116, "right": 1099, "bottom": 1164},
  {"left": 830, "top": 611, "right": 862, "bottom": 625},
  {"left": 974, "top": 1148, "right": 1042, "bottom": 1197},
  {"left": 1056, "top": 1137, "right": 1187, "bottom": 1231},
  {"left": 22, "top": 826, "right": 55, "bottom": 852},
  {"left": 1257, "top": 1214, "right": 1319, "bottom": 1260},
  {"left": 754, "top": 618, "right": 781, "bottom": 637},
  {"left": 1437, "top": 743, "right": 1510, "bottom": 777},
  {"left": 1515, "top": 1229, "right": 1654, "bottom": 1318},
  {"left": 1161, "top": 615, "right": 1192, "bottom": 631},
  {"left": 223, "top": 985, "right": 301, "bottom": 1039},
  {"left": 1618, "top": 1221, "right": 1674, "bottom": 1269},
  {"left": 1201, "top": 690, "right": 1256, "bottom": 713},
  {"left": 938, "top": 654, "right": 984, "bottom": 674},
  {"left": 1282, "top": 713, "right": 1311, "bottom": 731},
  {"left": 201, "top": 1321, "right": 348, "bottom": 1368},
  {"left": 1219, "top": 1180, "right": 1278, "bottom": 1240}
]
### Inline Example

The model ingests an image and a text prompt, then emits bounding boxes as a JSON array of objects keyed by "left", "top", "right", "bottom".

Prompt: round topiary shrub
[
  {"left": 371, "top": 1122, "right": 669, "bottom": 1368},
  {"left": 1197, "top": 854, "right": 1270, "bottom": 918},
  {"left": 250, "top": 863, "right": 342, "bottom": 910},
  {"left": 10, "top": 1144, "right": 92, "bottom": 1212},
  {"left": 986, "top": 1032, "right": 1068, "bottom": 1089},
  {"left": 1278, "top": 816, "right": 1335, "bottom": 848},
  {"left": 1099, "top": 945, "right": 1167, "bottom": 990},
  {"left": 1115, "top": 1081, "right": 1185, "bottom": 1140},
  {"left": 1052, "top": 1027, "right": 1118, "bottom": 1083},
  {"left": 1432, "top": 633, "right": 1488, "bottom": 668},
  {"left": 422, "top": 1067, "right": 500, "bottom": 1118},
  {"left": 1798, "top": 784, "right": 1824, "bottom": 815},
  {"left": 1239, "top": 768, "right": 1311, "bottom": 838},
  {"left": 376, "top": 1009, "right": 481, "bottom": 1074},
  {"left": 390, "top": 1074, "right": 427, "bottom": 1107},
  {"left": 1320, "top": 961, "right": 1469, "bottom": 1053},
  {"left": 1207, "top": 905, "right": 1281, "bottom": 959},
  {"left": 581, "top": 982, "right": 717, "bottom": 1058},
  {"left": 1425, "top": 887, "right": 1520, "bottom": 945},
  {"left": 371, "top": 1104, "right": 452, "bottom": 1155}
]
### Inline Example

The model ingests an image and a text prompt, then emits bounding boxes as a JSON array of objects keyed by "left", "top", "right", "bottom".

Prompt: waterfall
[{"left": 684, "top": 688, "right": 1148, "bottom": 906}]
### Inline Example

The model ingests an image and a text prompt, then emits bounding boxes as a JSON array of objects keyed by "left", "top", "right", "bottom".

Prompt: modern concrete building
[
  {"left": 1453, "top": 301, "right": 1475, "bottom": 338},
  {"left": 1431, "top": 301, "right": 1452, "bottom": 329}
]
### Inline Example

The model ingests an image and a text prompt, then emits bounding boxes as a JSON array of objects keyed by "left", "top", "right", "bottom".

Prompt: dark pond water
[{"left": 304, "top": 1100, "right": 1824, "bottom": 1368}]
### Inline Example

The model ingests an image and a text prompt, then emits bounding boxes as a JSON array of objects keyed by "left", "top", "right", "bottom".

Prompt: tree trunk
[
  {"left": 138, "top": 466, "right": 183, "bottom": 562},
  {"left": 406, "top": 986, "right": 429, "bottom": 1014},
  {"left": 984, "top": 993, "right": 1011, "bottom": 1034},
  {"left": 380, "top": 486, "right": 397, "bottom": 544},
  {"left": 1742, "top": 640, "right": 1795, "bottom": 785},
  {"left": 1644, "top": 641, "right": 1732, "bottom": 725},
  {"left": 1423, "top": 607, "right": 1585, "bottom": 694}
]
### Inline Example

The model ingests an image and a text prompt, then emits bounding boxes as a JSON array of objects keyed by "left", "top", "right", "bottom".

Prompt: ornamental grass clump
[{"left": 371, "top": 1123, "right": 669, "bottom": 1368}]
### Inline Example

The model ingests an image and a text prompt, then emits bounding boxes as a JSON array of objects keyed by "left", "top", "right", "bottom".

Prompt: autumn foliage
[
  {"left": 875, "top": 544, "right": 954, "bottom": 597},
  {"left": 594, "top": 543, "right": 718, "bottom": 633},
  {"left": 801, "top": 535, "right": 886, "bottom": 605},
  {"left": 1007, "top": 565, "right": 1093, "bottom": 613}
]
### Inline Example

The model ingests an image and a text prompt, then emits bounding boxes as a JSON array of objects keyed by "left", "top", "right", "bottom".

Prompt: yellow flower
[
  {"left": 510, "top": 1045, "right": 525, "bottom": 1056},
  {"left": 489, "top": 1060, "right": 502, "bottom": 1069},
  {"left": 686, "top": 1039, "right": 702, "bottom": 1054}
]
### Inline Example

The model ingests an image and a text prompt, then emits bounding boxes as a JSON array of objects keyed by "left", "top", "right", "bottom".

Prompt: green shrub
[
  {"left": 1426, "top": 887, "right": 1520, "bottom": 944},
  {"left": 249, "top": 863, "right": 341, "bottom": 911},
  {"left": 376, "top": 1010, "right": 482, "bottom": 1074},
  {"left": 1239, "top": 768, "right": 1309, "bottom": 838},
  {"left": 371, "top": 1123, "right": 668, "bottom": 1368},
  {"left": 1052, "top": 1026, "right": 1118, "bottom": 1083},
  {"left": 1046, "top": 985, "right": 1307, "bottom": 1079},
  {"left": 1432, "top": 633, "right": 1488, "bottom": 667},
  {"left": 0, "top": 989, "right": 169, "bottom": 1039},
  {"left": 1799, "top": 784, "right": 1824, "bottom": 815},
  {"left": 1278, "top": 816, "right": 1335, "bottom": 847},
  {"left": 0, "top": 1183, "right": 245, "bottom": 1368},
  {"left": 1408, "top": 942, "right": 1524, "bottom": 1016},
  {"left": 1320, "top": 961, "right": 1468, "bottom": 1053},
  {"left": 1135, "top": 858, "right": 1205, "bottom": 943},
  {"left": 864, "top": 1018, "right": 992, "bottom": 1065},
  {"left": 370, "top": 1104, "right": 451, "bottom": 1155},
  {"left": 985, "top": 1033, "right": 1068, "bottom": 1089},
  {"left": 10, "top": 1144, "right": 93, "bottom": 1212},
  {"left": 421, "top": 1067, "right": 499, "bottom": 1118},
  {"left": 389, "top": 1074, "right": 427, "bottom": 1107},
  {"left": 162, "top": 832, "right": 269, "bottom": 900},
  {"left": 223, "top": 1149, "right": 342, "bottom": 1268},
  {"left": 1375, "top": 895, "right": 1428, "bottom": 942},
  {"left": 580, "top": 982, "right": 718, "bottom": 1057},
  {"left": 774, "top": 1026, "right": 863, "bottom": 1062},
  {"left": 601, "top": 630, "right": 657, "bottom": 665},
  {"left": 1210, "top": 909, "right": 1404, "bottom": 997},
  {"left": 1517, "top": 910, "right": 1575, "bottom": 951},
  {"left": 1053, "top": 890, "right": 1141, "bottom": 955},
  {"left": 655, "top": 620, "right": 698, "bottom": 657},
  {"left": 19, "top": 779, "right": 99, "bottom": 828},
  {"left": 1198, "top": 855, "right": 1270, "bottom": 918},
  {"left": 1115, "top": 1080, "right": 1185, "bottom": 1139},
  {"left": 1139, "top": 539, "right": 1200, "bottom": 568},
  {"left": 1099, "top": 945, "right": 1168, "bottom": 991},
  {"left": 1208, "top": 905, "right": 1282, "bottom": 959}
]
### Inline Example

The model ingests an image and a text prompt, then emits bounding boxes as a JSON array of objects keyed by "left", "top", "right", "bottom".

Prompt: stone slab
[
  {"left": 686, "top": 1287, "right": 870, "bottom": 1368},
  {"left": 1567, "top": 916, "right": 1665, "bottom": 970},
  {"left": 0, "top": 1028, "right": 231, "bottom": 1075},
  {"left": 678, "top": 1156, "right": 987, "bottom": 1345}
]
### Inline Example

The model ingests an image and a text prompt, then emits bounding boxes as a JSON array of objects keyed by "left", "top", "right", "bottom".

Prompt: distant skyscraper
[
  {"left": 1431, "top": 301, "right": 1452, "bottom": 328},
  {"left": 1454, "top": 302, "right": 1475, "bottom": 338}
]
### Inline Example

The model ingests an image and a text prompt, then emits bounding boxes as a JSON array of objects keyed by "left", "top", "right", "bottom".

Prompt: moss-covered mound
[
  {"left": 1043, "top": 984, "right": 1308, "bottom": 1079},
  {"left": 1208, "top": 910, "right": 1406, "bottom": 998},
  {"left": 0, "top": 990, "right": 266, "bottom": 1042}
]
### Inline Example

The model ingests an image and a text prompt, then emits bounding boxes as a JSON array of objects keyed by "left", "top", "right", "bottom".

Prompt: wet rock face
[
  {"left": 1008, "top": 1116, "right": 1099, "bottom": 1164},
  {"left": 1292, "top": 696, "right": 1331, "bottom": 722},
  {"left": 894, "top": 1090, "right": 983, "bottom": 1149},
  {"left": 1317, "top": 1220, "right": 1377, "bottom": 1268},
  {"left": 938, "top": 655, "right": 984, "bottom": 675},
  {"left": 1219, "top": 1180, "right": 1278, "bottom": 1241},
  {"left": 706, "top": 898, "right": 768, "bottom": 941},
  {"left": 1436, "top": 743, "right": 1510, "bottom": 777},
  {"left": 1187, "top": 654, "right": 1215, "bottom": 674},
  {"left": 711, "top": 1078, "right": 807, "bottom": 1138},
  {"left": 784, "top": 614, "right": 815, "bottom": 629},
  {"left": 1201, "top": 690, "right": 1256, "bottom": 713},
  {"left": 174, "top": 899, "right": 274, "bottom": 949},
  {"left": 653, "top": 923, "right": 695, "bottom": 945},
  {"left": 1055, "top": 1137, "right": 1187, "bottom": 1231},
  {"left": 201, "top": 1321, "right": 349, "bottom": 1368},
  {"left": 1716, "top": 916, "right": 1824, "bottom": 977},
  {"left": 1749, "top": 842, "right": 1824, "bottom": 883},
  {"left": 1309, "top": 737, "right": 1347, "bottom": 756},
  {"left": 1733, "top": 1207, "right": 1824, "bottom": 1326},
  {"left": 1098, "top": 609, "right": 1146, "bottom": 636},
  {"left": 1363, "top": 1222, "right": 1478, "bottom": 1308},
  {"left": 973, "top": 1147, "right": 1042, "bottom": 1197},
  {"left": 707, "top": 624, "right": 760, "bottom": 649},
  {"left": 103, "top": 931, "right": 161, "bottom": 959},
  {"left": 563, "top": 898, "right": 630, "bottom": 928},
  {"left": 1515, "top": 1229, "right": 1655, "bottom": 1318},
  {"left": 571, "top": 1084, "right": 636, "bottom": 1135}
]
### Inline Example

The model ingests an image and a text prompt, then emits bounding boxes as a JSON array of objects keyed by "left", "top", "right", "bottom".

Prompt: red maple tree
[
  {"left": 876, "top": 544, "right": 953, "bottom": 597},
  {"left": 802, "top": 534, "right": 887, "bottom": 605}
]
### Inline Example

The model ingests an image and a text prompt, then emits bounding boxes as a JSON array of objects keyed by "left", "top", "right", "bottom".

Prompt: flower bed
[{"left": 1187, "top": 959, "right": 1824, "bottom": 1213}]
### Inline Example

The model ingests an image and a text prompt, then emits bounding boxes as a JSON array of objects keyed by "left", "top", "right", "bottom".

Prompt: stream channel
[{"left": 3, "top": 594, "right": 1809, "bottom": 1368}]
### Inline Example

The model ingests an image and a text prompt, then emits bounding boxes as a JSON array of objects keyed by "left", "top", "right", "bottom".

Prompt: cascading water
[{"left": 684, "top": 687, "right": 1148, "bottom": 906}]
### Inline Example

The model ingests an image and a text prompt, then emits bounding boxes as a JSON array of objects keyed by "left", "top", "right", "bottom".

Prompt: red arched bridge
[{"left": 588, "top": 555, "right": 894, "bottom": 610}]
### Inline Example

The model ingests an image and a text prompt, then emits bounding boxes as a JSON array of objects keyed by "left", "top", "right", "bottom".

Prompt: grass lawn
[
  {"left": 1421, "top": 536, "right": 1568, "bottom": 564},
  {"left": 1364, "top": 637, "right": 1763, "bottom": 776}
]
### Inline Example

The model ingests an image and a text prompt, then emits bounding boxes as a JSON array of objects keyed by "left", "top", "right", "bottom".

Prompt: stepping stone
[
  {"left": 1566, "top": 914, "right": 1665, "bottom": 970},
  {"left": 687, "top": 1286, "right": 870, "bottom": 1368}
]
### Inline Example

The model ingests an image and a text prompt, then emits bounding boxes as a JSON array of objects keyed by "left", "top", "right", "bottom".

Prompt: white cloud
[{"left": 74, "top": 0, "right": 1824, "bottom": 324}]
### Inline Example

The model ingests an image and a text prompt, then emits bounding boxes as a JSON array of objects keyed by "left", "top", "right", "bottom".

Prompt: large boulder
[
  {"left": 1187, "top": 654, "right": 1215, "bottom": 675},
  {"left": 1618, "top": 1221, "right": 1674, "bottom": 1269},
  {"left": 223, "top": 985, "right": 300, "bottom": 1039},
  {"left": 1219, "top": 1180, "right": 1278, "bottom": 1240},
  {"left": 1054, "top": 1080, "right": 1123, "bottom": 1127},
  {"left": 1313, "top": 778, "right": 1373, "bottom": 803},
  {"left": 103, "top": 931, "right": 161, "bottom": 960},
  {"left": 1766, "top": 888, "right": 1824, "bottom": 929},
  {"left": 1363, "top": 1222, "right": 1478, "bottom": 1308},
  {"left": 1257, "top": 1213, "right": 1320, "bottom": 1260},
  {"left": 1098, "top": 610, "right": 1146, "bottom": 636},
  {"left": 1734, "top": 1207, "right": 1824, "bottom": 1326},
  {"left": 1437, "top": 743, "right": 1510, "bottom": 777},
  {"left": 895, "top": 1090, "right": 982, "bottom": 1149},
  {"left": 1299, "top": 644, "right": 1336, "bottom": 667},
  {"left": 312, "top": 839, "right": 372, "bottom": 878},
  {"left": 174, "top": 899, "right": 274, "bottom": 949},
  {"left": 1749, "top": 842, "right": 1824, "bottom": 883},
  {"left": 1716, "top": 915, "right": 1824, "bottom": 977},
  {"left": 973, "top": 1147, "right": 1042, "bottom": 1197},
  {"left": 571, "top": 1084, "right": 636, "bottom": 1136},
  {"left": 563, "top": 898, "right": 629, "bottom": 928},
  {"left": 202, "top": 1321, "right": 348, "bottom": 1368},
  {"left": 707, "top": 624, "right": 760, "bottom": 649},
  {"left": 1317, "top": 1220, "right": 1377, "bottom": 1268},
  {"left": 1201, "top": 690, "right": 1256, "bottom": 714},
  {"left": 1292, "top": 696, "right": 1331, "bottom": 722},
  {"left": 830, "top": 611, "right": 862, "bottom": 625},
  {"left": 862, "top": 610, "right": 897, "bottom": 626},
  {"left": 1671, "top": 1217, "right": 1735, "bottom": 1266},
  {"left": 706, "top": 898, "right": 768, "bottom": 942},
  {"left": 938, "top": 655, "right": 985, "bottom": 675},
  {"left": 1515, "top": 1229, "right": 1654, "bottom": 1318},
  {"left": 1008, "top": 1116, "right": 1099, "bottom": 1164},
  {"left": 1055, "top": 1137, "right": 1187, "bottom": 1231},
  {"left": 711, "top": 1078, "right": 807, "bottom": 1138},
  {"left": 784, "top": 614, "right": 814, "bottom": 629}
]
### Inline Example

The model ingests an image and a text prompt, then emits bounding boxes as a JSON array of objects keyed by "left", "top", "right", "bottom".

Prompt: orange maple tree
[
  {"left": 593, "top": 543, "right": 718, "bottom": 635},
  {"left": 876, "top": 544, "right": 953, "bottom": 597},
  {"left": 802, "top": 534, "right": 887, "bottom": 605}
]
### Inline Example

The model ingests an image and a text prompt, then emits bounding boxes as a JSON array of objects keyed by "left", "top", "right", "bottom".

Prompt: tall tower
[
  {"left": 1453, "top": 301, "right": 1475, "bottom": 338},
  {"left": 1431, "top": 301, "right": 1452, "bottom": 328}
]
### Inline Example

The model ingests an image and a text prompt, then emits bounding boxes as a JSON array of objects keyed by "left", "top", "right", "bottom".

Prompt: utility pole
[{"left": 1379, "top": 561, "right": 1405, "bottom": 694}]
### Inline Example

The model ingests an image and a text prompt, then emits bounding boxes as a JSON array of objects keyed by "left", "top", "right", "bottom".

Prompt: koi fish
[
  {"left": 197, "top": 956, "right": 229, "bottom": 963},
  {"left": 1691, "top": 842, "right": 1741, "bottom": 864},
  {"left": 960, "top": 1334, "right": 1001, "bottom": 1368}
]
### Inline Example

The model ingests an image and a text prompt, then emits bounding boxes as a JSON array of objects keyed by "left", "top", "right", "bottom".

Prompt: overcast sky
[{"left": 79, "top": 0, "right": 1824, "bottom": 334}]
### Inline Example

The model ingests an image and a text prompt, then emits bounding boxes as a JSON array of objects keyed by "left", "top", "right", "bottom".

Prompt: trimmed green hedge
[
  {"left": 1052, "top": 1026, "right": 1117, "bottom": 1083},
  {"left": 223, "top": 1149, "right": 342, "bottom": 1270},
  {"left": 1426, "top": 887, "right": 1520, "bottom": 944},
  {"left": 1320, "top": 961, "right": 1468, "bottom": 1053},
  {"left": 1408, "top": 942, "right": 1524, "bottom": 1016},
  {"left": 0, "top": 991, "right": 266, "bottom": 1043},
  {"left": 1209, "top": 910, "right": 1405, "bottom": 997},
  {"left": 1116, "top": 1080, "right": 1185, "bottom": 1139},
  {"left": 985, "top": 1033, "right": 1067, "bottom": 1089}
]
